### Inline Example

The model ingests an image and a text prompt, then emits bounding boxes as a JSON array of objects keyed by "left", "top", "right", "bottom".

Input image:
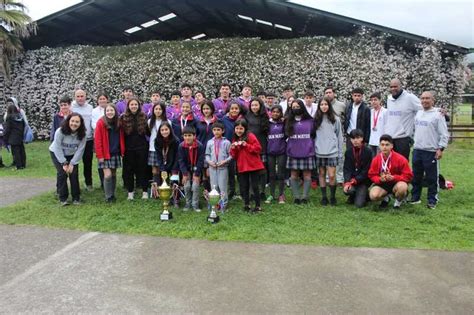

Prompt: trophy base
[
  {"left": 160, "top": 212, "right": 173, "bottom": 221},
  {"left": 207, "top": 215, "right": 220, "bottom": 224}
]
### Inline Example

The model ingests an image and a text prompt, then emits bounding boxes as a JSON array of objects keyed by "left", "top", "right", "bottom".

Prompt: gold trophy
[
  {"left": 207, "top": 186, "right": 220, "bottom": 223},
  {"left": 159, "top": 172, "right": 173, "bottom": 221}
]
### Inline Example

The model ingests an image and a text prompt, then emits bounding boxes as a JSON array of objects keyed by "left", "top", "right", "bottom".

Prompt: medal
[{"left": 193, "top": 166, "right": 197, "bottom": 172}]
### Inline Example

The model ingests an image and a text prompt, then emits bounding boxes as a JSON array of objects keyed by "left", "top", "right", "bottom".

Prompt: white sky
[{"left": 22, "top": 0, "right": 473, "bottom": 48}]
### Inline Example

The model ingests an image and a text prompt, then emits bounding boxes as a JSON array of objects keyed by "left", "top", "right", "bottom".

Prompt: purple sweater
[
  {"left": 286, "top": 119, "right": 315, "bottom": 158},
  {"left": 116, "top": 99, "right": 127, "bottom": 116},
  {"left": 267, "top": 120, "right": 286, "bottom": 155},
  {"left": 212, "top": 98, "right": 233, "bottom": 119}
]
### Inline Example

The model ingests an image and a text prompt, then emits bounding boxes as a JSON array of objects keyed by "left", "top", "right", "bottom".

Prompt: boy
[
  {"left": 343, "top": 129, "right": 373, "bottom": 208},
  {"left": 212, "top": 83, "right": 233, "bottom": 118},
  {"left": 344, "top": 87, "right": 371, "bottom": 148},
  {"left": 256, "top": 90, "right": 266, "bottom": 103},
  {"left": 368, "top": 134, "right": 413, "bottom": 209},
  {"left": 205, "top": 122, "right": 232, "bottom": 211},
  {"left": 265, "top": 92, "right": 277, "bottom": 113},
  {"left": 166, "top": 90, "right": 182, "bottom": 120},
  {"left": 368, "top": 92, "right": 387, "bottom": 156},
  {"left": 142, "top": 89, "right": 161, "bottom": 117},
  {"left": 178, "top": 126, "right": 205, "bottom": 212},
  {"left": 180, "top": 83, "right": 197, "bottom": 107},
  {"left": 303, "top": 90, "right": 318, "bottom": 117},
  {"left": 237, "top": 84, "right": 252, "bottom": 110},
  {"left": 116, "top": 86, "right": 134, "bottom": 115}
]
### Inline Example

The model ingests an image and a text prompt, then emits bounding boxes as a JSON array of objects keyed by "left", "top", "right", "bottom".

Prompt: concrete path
[
  {"left": 0, "top": 225, "right": 472, "bottom": 314},
  {"left": 0, "top": 177, "right": 55, "bottom": 207}
]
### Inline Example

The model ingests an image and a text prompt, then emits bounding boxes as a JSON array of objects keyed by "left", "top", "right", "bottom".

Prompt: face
[
  {"left": 69, "top": 115, "right": 81, "bottom": 131},
  {"left": 350, "top": 136, "right": 363, "bottom": 148},
  {"left": 181, "top": 87, "right": 192, "bottom": 97},
  {"left": 283, "top": 90, "right": 293, "bottom": 99},
  {"left": 229, "top": 104, "right": 240, "bottom": 117},
  {"left": 235, "top": 125, "right": 245, "bottom": 137},
  {"left": 271, "top": 108, "right": 282, "bottom": 120},
  {"left": 291, "top": 101, "right": 301, "bottom": 110},
  {"left": 183, "top": 133, "right": 195, "bottom": 144},
  {"left": 195, "top": 92, "right": 204, "bottom": 104},
  {"left": 379, "top": 140, "right": 393, "bottom": 155},
  {"left": 420, "top": 92, "right": 434, "bottom": 109},
  {"left": 128, "top": 100, "right": 139, "bottom": 113},
  {"left": 181, "top": 103, "right": 191, "bottom": 115},
  {"left": 75, "top": 90, "right": 86, "bottom": 105},
  {"left": 266, "top": 96, "right": 275, "bottom": 106},
  {"left": 370, "top": 97, "right": 381, "bottom": 109},
  {"left": 153, "top": 105, "right": 163, "bottom": 118},
  {"left": 389, "top": 80, "right": 401, "bottom": 96},
  {"left": 352, "top": 93, "right": 363, "bottom": 104},
  {"left": 220, "top": 86, "right": 231, "bottom": 98},
  {"left": 123, "top": 89, "right": 134, "bottom": 100},
  {"left": 160, "top": 125, "right": 170, "bottom": 138},
  {"left": 242, "top": 87, "right": 252, "bottom": 98},
  {"left": 212, "top": 127, "right": 223, "bottom": 138},
  {"left": 304, "top": 96, "right": 314, "bottom": 106},
  {"left": 287, "top": 96, "right": 295, "bottom": 104},
  {"left": 324, "top": 89, "right": 335, "bottom": 101},
  {"left": 258, "top": 94, "right": 266, "bottom": 102},
  {"left": 171, "top": 95, "right": 180, "bottom": 105},
  {"left": 250, "top": 100, "right": 260, "bottom": 114},
  {"left": 105, "top": 106, "right": 116, "bottom": 119},
  {"left": 59, "top": 102, "right": 70, "bottom": 113},
  {"left": 202, "top": 104, "right": 212, "bottom": 117},
  {"left": 151, "top": 93, "right": 161, "bottom": 104},
  {"left": 97, "top": 95, "right": 108, "bottom": 108},
  {"left": 320, "top": 100, "right": 329, "bottom": 113}
]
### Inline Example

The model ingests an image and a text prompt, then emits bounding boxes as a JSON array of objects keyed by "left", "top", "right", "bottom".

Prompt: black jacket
[
  {"left": 4, "top": 114, "right": 25, "bottom": 146},
  {"left": 343, "top": 145, "right": 373, "bottom": 185},
  {"left": 344, "top": 102, "right": 371, "bottom": 143}
]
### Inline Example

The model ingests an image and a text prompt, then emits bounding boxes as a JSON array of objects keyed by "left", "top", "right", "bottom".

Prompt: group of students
[{"left": 47, "top": 81, "right": 449, "bottom": 212}]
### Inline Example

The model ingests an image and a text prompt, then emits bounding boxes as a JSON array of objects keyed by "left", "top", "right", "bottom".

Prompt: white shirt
[
  {"left": 347, "top": 103, "right": 361, "bottom": 134},
  {"left": 304, "top": 102, "right": 318, "bottom": 118},
  {"left": 279, "top": 100, "right": 288, "bottom": 115},
  {"left": 369, "top": 107, "right": 387, "bottom": 146},
  {"left": 91, "top": 106, "right": 105, "bottom": 131}
]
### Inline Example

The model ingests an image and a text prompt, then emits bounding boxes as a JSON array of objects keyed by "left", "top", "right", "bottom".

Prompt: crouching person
[{"left": 343, "top": 129, "right": 373, "bottom": 208}]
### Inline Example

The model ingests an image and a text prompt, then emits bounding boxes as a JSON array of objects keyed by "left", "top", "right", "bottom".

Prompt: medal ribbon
[
  {"left": 380, "top": 152, "right": 392, "bottom": 173},
  {"left": 373, "top": 109, "right": 381, "bottom": 129}
]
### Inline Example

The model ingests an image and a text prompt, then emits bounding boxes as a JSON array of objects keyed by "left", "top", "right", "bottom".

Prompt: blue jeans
[{"left": 411, "top": 149, "right": 439, "bottom": 204}]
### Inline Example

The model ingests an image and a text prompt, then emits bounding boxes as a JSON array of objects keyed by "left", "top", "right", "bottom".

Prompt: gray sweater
[
  {"left": 413, "top": 108, "right": 449, "bottom": 152},
  {"left": 384, "top": 90, "right": 422, "bottom": 139},
  {"left": 49, "top": 128, "right": 86, "bottom": 165},
  {"left": 71, "top": 101, "right": 94, "bottom": 140},
  {"left": 205, "top": 137, "right": 232, "bottom": 165},
  {"left": 315, "top": 116, "right": 343, "bottom": 158}
]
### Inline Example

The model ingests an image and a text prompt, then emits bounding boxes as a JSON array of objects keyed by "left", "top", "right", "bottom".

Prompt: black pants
[
  {"left": 267, "top": 154, "right": 286, "bottom": 197},
  {"left": 393, "top": 137, "right": 411, "bottom": 161},
  {"left": 412, "top": 149, "right": 438, "bottom": 204},
  {"left": 83, "top": 140, "right": 94, "bottom": 186},
  {"left": 51, "top": 152, "right": 80, "bottom": 202},
  {"left": 123, "top": 149, "right": 148, "bottom": 192},
  {"left": 228, "top": 159, "right": 237, "bottom": 198},
  {"left": 11, "top": 144, "right": 26, "bottom": 169},
  {"left": 239, "top": 170, "right": 260, "bottom": 207},
  {"left": 344, "top": 183, "right": 368, "bottom": 208}
]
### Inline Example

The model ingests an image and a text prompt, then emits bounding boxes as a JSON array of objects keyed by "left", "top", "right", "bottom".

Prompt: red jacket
[
  {"left": 230, "top": 132, "right": 265, "bottom": 173},
  {"left": 368, "top": 150, "right": 413, "bottom": 185},
  {"left": 94, "top": 118, "right": 125, "bottom": 160}
]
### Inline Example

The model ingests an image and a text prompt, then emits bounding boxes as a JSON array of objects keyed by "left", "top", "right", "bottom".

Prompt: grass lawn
[{"left": 0, "top": 141, "right": 473, "bottom": 251}]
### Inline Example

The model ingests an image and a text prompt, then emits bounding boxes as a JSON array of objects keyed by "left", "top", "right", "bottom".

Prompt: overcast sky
[{"left": 22, "top": 0, "right": 473, "bottom": 48}]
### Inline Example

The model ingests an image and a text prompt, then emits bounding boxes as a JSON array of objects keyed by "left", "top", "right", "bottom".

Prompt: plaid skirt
[
  {"left": 148, "top": 150, "right": 159, "bottom": 166},
  {"left": 286, "top": 156, "right": 316, "bottom": 170},
  {"left": 316, "top": 156, "right": 339, "bottom": 168},
  {"left": 98, "top": 155, "right": 122, "bottom": 169}
]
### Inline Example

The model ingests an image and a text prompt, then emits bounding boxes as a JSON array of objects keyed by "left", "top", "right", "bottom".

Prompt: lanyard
[
  {"left": 352, "top": 147, "right": 361, "bottom": 169},
  {"left": 380, "top": 152, "right": 392, "bottom": 173},
  {"left": 188, "top": 144, "right": 198, "bottom": 168},
  {"left": 373, "top": 108, "right": 381, "bottom": 129},
  {"left": 180, "top": 116, "right": 188, "bottom": 131},
  {"left": 214, "top": 138, "right": 221, "bottom": 161},
  {"left": 162, "top": 145, "right": 169, "bottom": 165}
]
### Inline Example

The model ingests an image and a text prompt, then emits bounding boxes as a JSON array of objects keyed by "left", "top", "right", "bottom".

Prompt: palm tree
[{"left": 0, "top": 0, "right": 36, "bottom": 79}]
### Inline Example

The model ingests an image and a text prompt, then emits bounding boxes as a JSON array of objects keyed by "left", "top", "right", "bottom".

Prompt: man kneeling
[{"left": 368, "top": 134, "right": 413, "bottom": 209}]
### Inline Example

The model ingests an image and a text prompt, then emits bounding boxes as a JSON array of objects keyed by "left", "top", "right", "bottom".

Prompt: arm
[
  {"left": 364, "top": 107, "right": 371, "bottom": 144},
  {"left": 205, "top": 141, "right": 213, "bottom": 164},
  {"left": 70, "top": 137, "right": 87, "bottom": 165},
  {"left": 343, "top": 149, "right": 352, "bottom": 183},
  {"left": 436, "top": 115, "right": 449, "bottom": 160},
  {"left": 94, "top": 120, "right": 105, "bottom": 160},
  {"left": 50, "top": 129, "right": 67, "bottom": 164},
  {"left": 222, "top": 140, "right": 233, "bottom": 164},
  {"left": 336, "top": 118, "right": 343, "bottom": 159},
  {"left": 368, "top": 158, "right": 382, "bottom": 185},
  {"left": 246, "top": 134, "right": 262, "bottom": 154},
  {"left": 354, "top": 148, "right": 372, "bottom": 184},
  {"left": 195, "top": 144, "right": 206, "bottom": 176},
  {"left": 177, "top": 145, "right": 189, "bottom": 177}
]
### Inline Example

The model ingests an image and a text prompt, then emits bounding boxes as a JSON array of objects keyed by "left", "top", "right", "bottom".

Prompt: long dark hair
[
  {"left": 60, "top": 112, "right": 86, "bottom": 140},
  {"left": 201, "top": 100, "right": 215, "bottom": 118},
  {"left": 121, "top": 97, "right": 147, "bottom": 135},
  {"left": 314, "top": 96, "right": 336, "bottom": 129},
  {"left": 149, "top": 102, "right": 167, "bottom": 130},
  {"left": 226, "top": 100, "right": 246, "bottom": 116},
  {"left": 246, "top": 97, "right": 269, "bottom": 133},
  {"left": 155, "top": 121, "right": 177, "bottom": 150},
  {"left": 6, "top": 104, "right": 19, "bottom": 119},
  {"left": 285, "top": 99, "right": 313, "bottom": 137},
  {"left": 232, "top": 119, "right": 249, "bottom": 142},
  {"left": 102, "top": 103, "right": 119, "bottom": 130}
]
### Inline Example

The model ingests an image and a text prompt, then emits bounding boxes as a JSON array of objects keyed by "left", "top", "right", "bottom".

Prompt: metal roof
[{"left": 24, "top": 0, "right": 469, "bottom": 54}]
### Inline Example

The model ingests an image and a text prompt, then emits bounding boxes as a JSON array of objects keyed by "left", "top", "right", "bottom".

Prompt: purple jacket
[
  {"left": 191, "top": 103, "right": 203, "bottom": 121},
  {"left": 166, "top": 104, "right": 181, "bottom": 120},
  {"left": 142, "top": 103, "right": 154, "bottom": 117},
  {"left": 116, "top": 99, "right": 127, "bottom": 115},
  {"left": 237, "top": 96, "right": 251, "bottom": 110},
  {"left": 286, "top": 119, "right": 315, "bottom": 158},
  {"left": 212, "top": 98, "right": 233, "bottom": 119},
  {"left": 267, "top": 120, "right": 286, "bottom": 155}
]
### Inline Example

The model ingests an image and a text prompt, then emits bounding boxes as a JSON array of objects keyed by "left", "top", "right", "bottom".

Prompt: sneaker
[
  {"left": 278, "top": 195, "right": 286, "bottom": 204},
  {"left": 265, "top": 195, "right": 274, "bottom": 204},
  {"left": 330, "top": 197, "right": 337, "bottom": 206},
  {"left": 232, "top": 195, "right": 242, "bottom": 201},
  {"left": 393, "top": 199, "right": 402, "bottom": 209},
  {"left": 142, "top": 192, "right": 148, "bottom": 199},
  {"left": 85, "top": 185, "right": 93, "bottom": 192},
  {"left": 427, "top": 203, "right": 437, "bottom": 209},
  {"left": 252, "top": 206, "right": 262, "bottom": 214},
  {"left": 321, "top": 197, "right": 328, "bottom": 206},
  {"left": 294, "top": 198, "right": 301, "bottom": 205},
  {"left": 127, "top": 192, "right": 134, "bottom": 200},
  {"left": 409, "top": 199, "right": 421, "bottom": 205},
  {"left": 380, "top": 196, "right": 390, "bottom": 208},
  {"left": 72, "top": 200, "right": 81, "bottom": 205},
  {"left": 60, "top": 200, "right": 70, "bottom": 206},
  {"left": 194, "top": 208, "right": 201, "bottom": 213},
  {"left": 243, "top": 205, "right": 251, "bottom": 212},
  {"left": 183, "top": 205, "right": 191, "bottom": 211}
]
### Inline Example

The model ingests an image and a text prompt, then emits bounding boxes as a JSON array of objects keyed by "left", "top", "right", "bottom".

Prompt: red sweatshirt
[
  {"left": 368, "top": 150, "right": 413, "bottom": 185},
  {"left": 230, "top": 132, "right": 265, "bottom": 173},
  {"left": 94, "top": 118, "right": 125, "bottom": 160}
]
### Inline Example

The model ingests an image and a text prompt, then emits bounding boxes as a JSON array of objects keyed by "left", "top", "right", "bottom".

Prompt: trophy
[
  {"left": 207, "top": 186, "right": 220, "bottom": 224},
  {"left": 159, "top": 172, "right": 173, "bottom": 221}
]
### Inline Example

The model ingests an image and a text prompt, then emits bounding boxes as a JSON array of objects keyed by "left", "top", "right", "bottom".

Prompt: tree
[{"left": 0, "top": 0, "right": 36, "bottom": 79}]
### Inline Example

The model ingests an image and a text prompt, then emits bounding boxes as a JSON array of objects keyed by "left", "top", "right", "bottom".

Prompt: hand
[
  {"left": 241, "top": 141, "right": 247, "bottom": 146},
  {"left": 182, "top": 176, "right": 188, "bottom": 185},
  {"left": 209, "top": 161, "right": 217, "bottom": 168},
  {"left": 385, "top": 174, "right": 394, "bottom": 182},
  {"left": 62, "top": 164, "right": 69, "bottom": 173},
  {"left": 435, "top": 149, "right": 443, "bottom": 160},
  {"left": 343, "top": 184, "right": 351, "bottom": 193},
  {"left": 66, "top": 164, "right": 74, "bottom": 174},
  {"left": 380, "top": 173, "right": 386, "bottom": 182}
]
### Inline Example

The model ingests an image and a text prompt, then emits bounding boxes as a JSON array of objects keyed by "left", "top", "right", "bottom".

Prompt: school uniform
[
  {"left": 212, "top": 97, "right": 234, "bottom": 119},
  {"left": 155, "top": 136, "right": 180, "bottom": 174},
  {"left": 267, "top": 119, "right": 287, "bottom": 198},
  {"left": 147, "top": 119, "right": 171, "bottom": 166},
  {"left": 222, "top": 114, "right": 244, "bottom": 198},
  {"left": 315, "top": 116, "right": 343, "bottom": 167},
  {"left": 286, "top": 118, "right": 316, "bottom": 170},
  {"left": 178, "top": 140, "right": 205, "bottom": 209},
  {"left": 196, "top": 116, "right": 219, "bottom": 146},
  {"left": 343, "top": 145, "right": 373, "bottom": 207},
  {"left": 205, "top": 137, "right": 232, "bottom": 207},
  {"left": 172, "top": 114, "right": 198, "bottom": 142}
]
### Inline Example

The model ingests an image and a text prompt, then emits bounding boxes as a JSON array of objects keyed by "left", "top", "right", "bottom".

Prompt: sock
[
  {"left": 303, "top": 179, "right": 311, "bottom": 199},
  {"left": 104, "top": 177, "right": 113, "bottom": 199},
  {"left": 320, "top": 186, "right": 327, "bottom": 199},
  {"left": 290, "top": 178, "right": 300, "bottom": 199},
  {"left": 329, "top": 185, "right": 337, "bottom": 199}
]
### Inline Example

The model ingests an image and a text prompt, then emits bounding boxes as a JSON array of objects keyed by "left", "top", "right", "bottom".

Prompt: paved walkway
[
  {"left": 0, "top": 224, "right": 472, "bottom": 314},
  {"left": 0, "top": 177, "right": 55, "bottom": 207}
]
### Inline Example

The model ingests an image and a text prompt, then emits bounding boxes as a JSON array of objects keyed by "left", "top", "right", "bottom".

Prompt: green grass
[
  {"left": 0, "top": 141, "right": 473, "bottom": 251},
  {"left": 453, "top": 103, "right": 472, "bottom": 125}
]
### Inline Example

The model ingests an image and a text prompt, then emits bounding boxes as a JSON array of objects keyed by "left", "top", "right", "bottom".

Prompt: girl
[
  {"left": 3, "top": 104, "right": 26, "bottom": 170},
  {"left": 285, "top": 99, "right": 316, "bottom": 204},
  {"left": 245, "top": 97, "right": 269, "bottom": 200},
  {"left": 148, "top": 102, "right": 170, "bottom": 183},
  {"left": 94, "top": 104, "right": 125, "bottom": 203},
  {"left": 49, "top": 113, "right": 86, "bottom": 205},
  {"left": 266, "top": 105, "right": 287, "bottom": 204},
  {"left": 230, "top": 119, "right": 265, "bottom": 213},
  {"left": 120, "top": 97, "right": 150, "bottom": 200},
  {"left": 172, "top": 101, "right": 197, "bottom": 141},
  {"left": 92, "top": 91, "right": 110, "bottom": 189},
  {"left": 314, "top": 97, "right": 343, "bottom": 205}
]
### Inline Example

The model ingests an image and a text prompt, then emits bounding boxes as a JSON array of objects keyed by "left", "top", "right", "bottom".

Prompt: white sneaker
[
  {"left": 142, "top": 192, "right": 148, "bottom": 199},
  {"left": 194, "top": 208, "right": 201, "bottom": 213},
  {"left": 127, "top": 192, "right": 134, "bottom": 200},
  {"left": 393, "top": 199, "right": 402, "bottom": 209}
]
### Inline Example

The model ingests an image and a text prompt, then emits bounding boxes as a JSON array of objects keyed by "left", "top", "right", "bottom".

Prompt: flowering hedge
[{"left": 4, "top": 32, "right": 469, "bottom": 139}]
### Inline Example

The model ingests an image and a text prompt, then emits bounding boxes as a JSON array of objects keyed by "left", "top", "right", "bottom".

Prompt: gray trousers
[
  {"left": 184, "top": 179, "right": 200, "bottom": 209},
  {"left": 209, "top": 167, "right": 228, "bottom": 207}
]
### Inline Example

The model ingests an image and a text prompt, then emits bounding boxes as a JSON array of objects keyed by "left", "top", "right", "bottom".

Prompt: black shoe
[
  {"left": 252, "top": 206, "right": 262, "bottom": 214},
  {"left": 427, "top": 202, "right": 437, "bottom": 209},
  {"left": 330, "top": 197, "right": 337, "bottom": 206},
  {"left": 321, "top": 197, "right": 328, "bottom": 206},
  {"left": 294, "top": 198, "right": 301, "bottom": 205},
  {"left": 346, "top": 197, "right": 355, "bottom": 205},
  {"left": 301, "top": 199, "right": 308, "bottom": 204},
  {"left": 380, "top": 196, "right": 390, "bottom": 209},
  {"left": 244, "top": 205, "right": 251, "bottom": 212}
]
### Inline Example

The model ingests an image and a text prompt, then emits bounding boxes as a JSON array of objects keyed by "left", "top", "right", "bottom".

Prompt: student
[
  {"left": 237, "top": 84, "right": 252, "bottom": 110},
  {"left": 172, "top": 101, "right": 198, "bottom": 142},
  {"left": 205, "top": 122, "right": 232, "bottom": 210},
  {"left": 180, "top": 83, "right": 197, "bottom": 108},
  {"left": 213, "top": 83, "right": 233, "bottom": 118},
  {"left": 285, "top": 99, "right": 316, "bottom": 204},
  {"left": 148, "top": 102, "right": 170, "bottom": 183},
  {"left": 0, "top": 113, "right": 5, "bottom": 168},
  {"left": 116, "top": 86, "right": 134, "bottom": 115},
  {"left": 50, "top": 95, "right": 72, "bottom": 141},
  {"left": 142, "top": 89, "right": 161, "bottom": 117},
  {"left": 178, "top": 126, "right": 205, "bottom": 212},
  {"left": 279, "top": 85, "right": 294, "bottom": 115},
  {"left": 245, "top": 97, "right": 270, "bottom": 200},
  {"left": 344, "top": 87, "right": 371, "bottom": 148},
  {"left": 266, "top": 105, "right": 287, "bottom": 204},
  {"left": 230, "top": 119, "right": 265, "bottom": 213},
  {"left": 368, "top": 92, "right": 387, "bottom": 156},
  {"left": 166, "top": 90, "right": 182, "bottom": 120},
  {"left": 303, "top": 90, "right": 318, "bottom": 118},
  {"left": 3, "top": 104, "right": 26, "bottom": 170},
  {"left": 120, "top": 97, "right": 150, "bottom": 200},
  {"left": 264, "top": 91, "right": 277, "bottom": 114},
  {"left": 314, "top": 97, "right": 343, "bottom": 205},
  {"left": 49, "top": 113, "right": 86, "bottom": 206},
  {"left": 196, "top": 100, "right": 219, "bottom": 147},
  {"left": 91, "top": 91, "right": 109, "bottom": 130},
  {"left": 343, "top": 129, "right": 373, "bottom": 208},
  {"left": 368, "top": 134, "right": 413, "bottom": 209},
  {"left": 193, "top": 90, "right": 207, "bottom": 120},
  {"left": 155, "top": 122, "right": 180, "bottom": 180},
  {"left": 94, "top": 104, "right": 125, "bottom": 203},
  {"left": 256, "top": 90, "right": 266, "bottom": 103}
]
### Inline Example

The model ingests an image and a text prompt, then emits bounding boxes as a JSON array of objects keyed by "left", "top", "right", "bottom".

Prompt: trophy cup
[
  {"left": 159, "top": 172, "right": 173, "bottom": 221},
  {"left": 207, "top": 186, "right": 220, "bottom": 224}
]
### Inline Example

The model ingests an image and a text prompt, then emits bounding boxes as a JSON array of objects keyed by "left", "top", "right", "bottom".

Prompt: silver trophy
[{"left": 207, "top": 186, "right": 220, "bottom": 223}]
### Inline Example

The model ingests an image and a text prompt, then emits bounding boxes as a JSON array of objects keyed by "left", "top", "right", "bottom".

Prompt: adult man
[
  {"left": 212, "top": 83, "right": 233, "bottom": 118},
  {"left": 237, "top": 84, "right": 252, "bottom": 110},
  {"left": 410, "top": 91, "right": 449, "bottom": 209},
  {"left": 116, "top": 86, "right": 134, "bottom": 115},
  {"left": 324, "top": 86, "right": 346, "bottom": 123},
  {"left": 279, "top": 85, "right": 294, "bottom": 114},
  {"left": 368, "top": 134, "right": 413, "bottom": 209},
  {"left": 71, "top": 89, "right": 94, "bottom": 191},
  {"left": 384, "top": 79, "right": 422, "bottom": 160},
  {"left": 344, "top": 87, "right": 370, "bottom": 148}
]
